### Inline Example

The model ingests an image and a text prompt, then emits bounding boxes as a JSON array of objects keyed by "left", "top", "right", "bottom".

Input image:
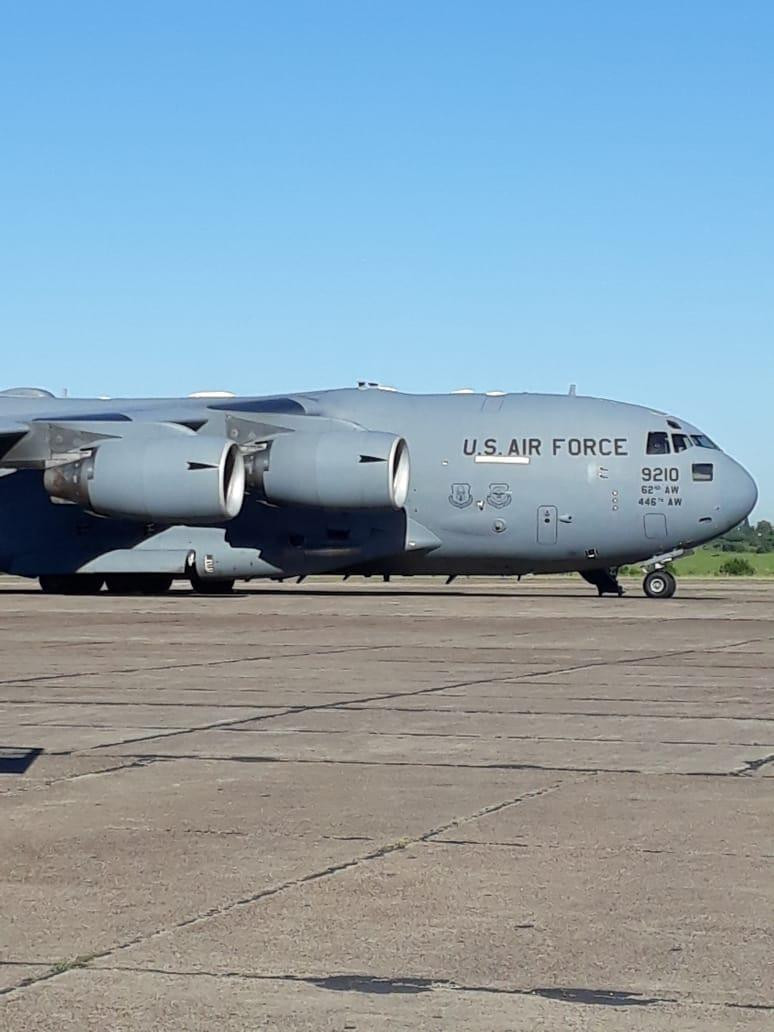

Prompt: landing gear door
[{"left": 537, "top": 505, "right": 558, "bottom": 545}]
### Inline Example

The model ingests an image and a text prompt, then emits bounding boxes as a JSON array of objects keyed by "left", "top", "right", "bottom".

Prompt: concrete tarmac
[{"left": 0, "top": 577, "right": 772, "bottom": 1030}]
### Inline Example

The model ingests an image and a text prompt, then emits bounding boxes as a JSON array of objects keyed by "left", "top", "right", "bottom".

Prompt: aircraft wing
[{"left": 0, "top": 393, "right": 363, "bottom": 461}]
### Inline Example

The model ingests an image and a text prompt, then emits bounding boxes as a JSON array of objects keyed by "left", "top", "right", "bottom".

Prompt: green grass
[
  {"left": 622, "top": 548, "right": 774, "bottom": 577},
  {"left": 674, "top": 549, "right": 774, "bottom": 576}
]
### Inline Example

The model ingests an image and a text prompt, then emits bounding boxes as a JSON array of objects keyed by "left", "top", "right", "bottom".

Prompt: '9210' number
[{"left": 642, "top": 467, "right": 679, "bottom": 482}]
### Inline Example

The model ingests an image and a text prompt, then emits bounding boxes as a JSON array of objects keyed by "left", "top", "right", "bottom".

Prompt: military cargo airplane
[{"left": 0, "top": 384, "right": 757, "bottom": 599}]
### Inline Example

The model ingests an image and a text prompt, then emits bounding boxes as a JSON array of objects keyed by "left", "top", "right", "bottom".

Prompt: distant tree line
[{"left": 714, "top": 519, "right": 774, "bottom": 553}]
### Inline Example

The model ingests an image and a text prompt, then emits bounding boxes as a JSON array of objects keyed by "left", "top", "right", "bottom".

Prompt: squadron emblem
[
  {"left": 449, "top": 483, "right": 473, "bottom": 508},
  {"left": 486, "top": 483, "right": 512, "bottom": 508}
]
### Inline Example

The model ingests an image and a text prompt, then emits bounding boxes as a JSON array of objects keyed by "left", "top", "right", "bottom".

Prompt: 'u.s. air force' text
[{"left": 463, "top": 437, "right": 629, "bottom": 457}]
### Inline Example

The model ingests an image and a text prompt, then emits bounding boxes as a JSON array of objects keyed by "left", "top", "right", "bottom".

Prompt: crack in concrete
[{"left": 737, "top": 752, "right": 774, "bottom": 776}]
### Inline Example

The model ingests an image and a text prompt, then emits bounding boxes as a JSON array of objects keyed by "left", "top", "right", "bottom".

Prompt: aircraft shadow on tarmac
[
  {"left": 0, "top": 586, "right": 719, "bottom": 601},
  {"left": 0, "top": 747, "right": 42, "bottom": 775},
  {"left": 247, "top": 587, "right": 719, "bottom": 601}
]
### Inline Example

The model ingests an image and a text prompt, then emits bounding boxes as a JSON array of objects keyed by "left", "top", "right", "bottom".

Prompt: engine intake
[
  {"left": 247, "top": 431, "right": 410, "bottom": 510},
  {"left": 44, "top": 433, "right": 245, "bottom": 523}
]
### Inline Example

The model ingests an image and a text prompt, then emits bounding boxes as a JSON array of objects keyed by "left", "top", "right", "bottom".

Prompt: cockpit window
[
  {"left": 672, "top": 433, "right": 690, "bottom": 452},
  {"left": 692, "top": 463, "right": 714, "bottom": 481},
  {"left": 647, "top": 432, "right": 670, "bottom": 454},
  {"left": 691, "top": 434, "right": 719, "bottom": 449}
]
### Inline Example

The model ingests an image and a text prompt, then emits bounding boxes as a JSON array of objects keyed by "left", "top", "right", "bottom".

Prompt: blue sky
[{"left": 1, "top": 2, "right": 772, "bottom": 515}]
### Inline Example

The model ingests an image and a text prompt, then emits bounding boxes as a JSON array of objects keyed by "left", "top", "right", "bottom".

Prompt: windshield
[
  {"left": 691, "top": 434, "right": 719, "bottom": 449},
  {"left": 646, "top": 432, "right": 670, "bottom": 454}
]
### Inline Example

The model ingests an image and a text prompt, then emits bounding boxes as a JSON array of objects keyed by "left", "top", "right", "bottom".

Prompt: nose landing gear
[{"left": 643, "top": 569, "right": 676, "bottom": 599}]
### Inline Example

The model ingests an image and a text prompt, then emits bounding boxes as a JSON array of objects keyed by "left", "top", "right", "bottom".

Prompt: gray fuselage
[{"left": 0, "top": 387, "right": 758, "bottom": 580}]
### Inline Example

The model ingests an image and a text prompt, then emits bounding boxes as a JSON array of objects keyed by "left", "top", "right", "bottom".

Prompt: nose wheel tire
[
  {"left": 643, "top": 570, "right": 677, "bottom": 599},
  {"left": 190, "top": 575, "right": 235, "bottom": 595}
]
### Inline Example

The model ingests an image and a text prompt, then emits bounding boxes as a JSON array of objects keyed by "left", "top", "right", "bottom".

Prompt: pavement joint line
[
  {"left": 209, "top": 726, "right": 774, "bottom": 748},
  {"left": 97, "top": 638, "right": 764, "bottom": 755},
  {"left": 513, "top": 638, "right": 767, "bottom": 680},
  {"left": 0, "top": 756, "right": 179, "bottom": 797},
  {"left": 430, "top": 839, "right": 774, "bottom": 859},
  {"left": 0, "top": 778, "right": 571, "bottom": 1000},
  {"left": 0, "top": 633, "right": 762, "bottom": 694},
  {"left": 64, "top": 964, "right": 677, "bottom": 1005},
  {"left": 27, "top": 962, "right": 774, "bottom": 1013},
  {"left": 81, "top": 752, "right": 772, "bottom": 778},
  {"left": 9, "top": 702, "right": 774, "bottom": 724},
  {"left": 73, "top": 674, "right": 516, "bottom": 753},
  {"left": 0, "top": 642, "right": 404, "bottom": 689},
  {"left": 337, "top": 704, "right": 774, "bottom": 722}
]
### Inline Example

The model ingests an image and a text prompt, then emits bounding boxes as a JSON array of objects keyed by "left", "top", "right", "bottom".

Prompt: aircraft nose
[{"left": 723, "top": 459, "right": 758, "bottom": 527}]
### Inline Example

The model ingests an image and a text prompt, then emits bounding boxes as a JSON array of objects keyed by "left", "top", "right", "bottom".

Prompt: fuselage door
[
  {"left": 537, "top": 505, "right": 558, "bottom": 545},
  {"left": 644, "top": 513, "right": 668, "bottom": 540}
]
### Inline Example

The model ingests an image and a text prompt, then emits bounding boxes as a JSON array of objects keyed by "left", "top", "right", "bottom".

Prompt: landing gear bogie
[
  {"left": 39, "top": 574, "right": 105, "bottom": 595},
  {"left": 190, "top": 574, "right": 235, "bottom": 595},
  {"left": 104, "top": 574, "right": 173, "bottom": 595}
]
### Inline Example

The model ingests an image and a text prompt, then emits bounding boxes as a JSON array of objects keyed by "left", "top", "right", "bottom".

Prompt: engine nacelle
[
  {"left": 249, "top": 431, "right": 410, "bottom": 510},
  {"left": 44, "top": 433, "right": 245, "bottom": 523}
]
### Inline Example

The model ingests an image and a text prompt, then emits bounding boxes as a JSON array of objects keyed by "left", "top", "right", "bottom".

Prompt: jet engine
[
  {"left": 246, "top": 430, "right": 410, "bottom": 510},
  {"left": 44, "top": 433, "right": 245, "bottom": 523}
]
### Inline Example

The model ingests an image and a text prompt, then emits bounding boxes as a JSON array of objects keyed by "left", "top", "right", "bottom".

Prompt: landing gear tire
[
  {"left": 190, "top": 574, "right": 235, "bottom": 595},
  {"left": 39, "top": 574, "right": 105, "bottom": 595},
  {"left": 643, "top": 570, "right": 676, "bottom": 599},
  {"left": 105, "top": 574, "right": 173, "bottom": 595}
]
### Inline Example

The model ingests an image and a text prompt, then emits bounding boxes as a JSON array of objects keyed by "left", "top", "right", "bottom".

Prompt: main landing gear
[
  {"left": 642, "top": 569, "right": 677, "bottom": 599},
  {"left": 580, "top": 568, "right": 624, "bottom": 597},
  {"left": 39, "top": 574, "right": 104, "bottom": 595},
  {"left": 38, "top": 574, "right": 173, "bottom": 595},
  {"left": 38, "top": 573, "right": 236, "bottom": 595},
  {"left": 104, "top": 574, "right": 173, "bottom": 595},
  {"left": 189, "top": 573, "right": 235, "bottom": 594}
]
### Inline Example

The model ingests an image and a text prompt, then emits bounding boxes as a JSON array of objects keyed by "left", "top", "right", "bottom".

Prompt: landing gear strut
[
  {"left": 580, "top": 568, "right": 624, "bottom": 597},
  {"left": 643, "top": 569, "right": 676, "bottom": 599}
]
